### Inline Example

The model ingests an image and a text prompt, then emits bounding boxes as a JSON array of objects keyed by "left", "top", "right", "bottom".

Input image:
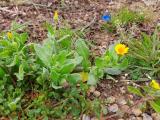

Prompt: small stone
[
  {"left": 93, "top": 91, "right": 101, "bottom": 97},
  {"left": 107, "top": 96, "right": 116, "bottom": 104},
  {"left": 120, "top": 76, "right": 126, "bottom": 80},
  {"left": 130, "top": 115, "right": 137, "bottom": 120},
  {"left": 128, "top": 95, "right": 134, "bottom": 99},
  {"left": 89, "top": 86, "right": 95, "bottom": 93},
  {"left": 136, "top": 117, "right": 142, "bottom": 120},
  {"left": 108, "top": 104, "right": 119, "bottom": 113},
  {"left": 120, "top": 87, "right": 126, "bottom": 94},
  {"left": 102, "top": 106, "right": 108, "bottom": 115},
  {"left": 118, "top": 119, "right": 124, "bottom": 120},
  {"left": 82, "top": 114, "right": 90, "bottom": 120},
  {"left": 132, "top": 108, "right": 142, "bottom": 116},
  {"left": 120, "top": 105, "right": 129, "bottom": 113},
  {"left": 151, "top": 113, "right": 160, "bottom": 120},
  {"left": 117, "top": 98, "right": 127, "bottom": 105},
  {"left": 124, "top": 73, "right": 128, "bottom": 77},
  {"left": 129, "top": 100, "right": 134, "bottom": 105},
  {"left": 142, "top": 113, "right": 153, "bottom": 120},
  {"left": 91, "top": 118, "right": 98, "bottom": 120}
]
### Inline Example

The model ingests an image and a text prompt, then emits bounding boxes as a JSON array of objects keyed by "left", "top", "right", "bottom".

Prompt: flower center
[{"left": 118, "top": 47, "right": 124, "bottom": 53}]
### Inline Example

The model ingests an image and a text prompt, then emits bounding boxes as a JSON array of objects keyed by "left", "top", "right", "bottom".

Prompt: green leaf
[
  {"left": 51, "top": 69, "right": 60, "bottom": 84},
  {"left": 19, "top": 33, "right": 28, "bottom": 44},
  {"left": 127, "top": 86, "right": 143, "bottom": 97},
  {"left": 8, "top": 97, "right": 20, "bottom": 111},
  {"left": 68, "top": 73, "right": 81, "bottom": 84},
  {"left": 60, "top": 63, "right": 75, "bottom": 74},
  {"left": 87, "top": 72, "right": 97, "bottom": 85},
  {"left": 117, "top": 58, "right": 128, "bottom": 70},
  {"left": 108, "top": 44, "right": 118, "bottom": 62},
  {"left": 15, "top": 64, "right": 25, "bottom": 81},
  {"left": 34, "top": 40, "right": 55, "bottom": 67},
  {"left": 51, "top": 83, "right": 62, "bottom": 89},
  {"left": 149, "top": 101, "right": 160, "bottom": 113},
  {"left": 104, "top": 68, "right": 121, "bottom": 75},
  {"left": 75, "top": 39, "right": 91, "bottom": 70},
  {"left": 95, "top": 57, "right": 105, "bottom": 68},
  {"left": 8, "top": 102, "right": 17, "bottom": 111},
  {"left": 56, "top": 50, "right": 68, "bottom": 64},
  {"left": 36, "top": 68, "right": 49, "bottom": 85},
  {"left": 7, "top": 55, "right": 19, "bottom": 67},
  {"left": 0, "top": 67, "right": 5, "bottom": 78},
  {"left": 74, "top": 55, "right": 83, "bottom": 65}
]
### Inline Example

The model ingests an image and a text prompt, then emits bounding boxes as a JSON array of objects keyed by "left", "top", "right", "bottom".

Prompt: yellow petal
[
  {"left": 115, "top": 43, "right": 129, "bottom": 55},
  {"left": 150, "top": 80, "right": 160, "bottom": 90},
  {"left": 80, "top": 72, "right": 88, "bottom": 83},
  {"left": 54, "top": 10, "right": 58, "bottom": 21},
  {"left": 7, "top": 32, "right": 13, "bottom": 40}
]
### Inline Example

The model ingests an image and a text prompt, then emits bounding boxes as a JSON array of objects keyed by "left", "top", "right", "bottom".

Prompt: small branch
[
  {"left": 81, "top": 14, "right": 97, "bottom": 32},
  {"left": 0, "top": 7, "right": 26, "bottom": 15},
  {"left": 120, "top": 79, "right": 151, "bottom": 83},
  {"left": 105, "top": 113, "right": 118, "bottom": 119}
]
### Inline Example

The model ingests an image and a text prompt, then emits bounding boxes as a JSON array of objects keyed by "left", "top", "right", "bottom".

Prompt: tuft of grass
[
  {"left": 102, "top": 8, "right": 145, "bottom": 32},
  {"left": 128, "top": 28, "right": 160, "bottom": 78}
]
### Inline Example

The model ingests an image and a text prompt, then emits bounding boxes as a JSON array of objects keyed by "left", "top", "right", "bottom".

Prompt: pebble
[
  {"left": 130, "top": 115, "right": 137, "bottom": 120},
  {"left": 82, "top": 114, "right": 90, "bottom": 120},
  {"left": 120, "top": 105, "right": 129, "bottom": 113},
  {"left": 91, "top": 117, "right": 98, "bottom": 120},
  {"left": 142, "top": 0, "right": 158, "bottom": 6},
  {"left": 136, "top": 117, "right": 142, "bottom": 120},
  {"left": 151, "top": 113, "right": 160, "bottom": 120},
  {"left": 142, "top": 113, "right": 153, "bottom": 120},
  {"left": 102, "top": 106, "right": 108, "bottom": 115},
  {"left": 128, "top": 95, "right": 134, "bottom": 99},
  {"left": 93, "top": 91, "right": 101, "bottom": 97},
  {"left": 129, "top": 100, "right": 134, "bottom": 105},
  {"left": 132, "top": 108, "right": 142, "bottom": 116},
  {"left": 108, "top": 104, "right": 119, "bottom": 113},
  {"left": 117, "top": 98, "right": 127, "bottom": 105},
  {"left": 120, "top": 76, "right": 126, "bottom": 80},
  {"left": 130, "top": 116, "right": 142, "bottom": 120},
  {"left": 89, "top": 86, "right": 95, "bottom": 93},
  {"left": 120, "top": 87, "right": 126, "bottom": 94},
  {"left": 107, "top": 96, "right": 116, "bottom": 104}
]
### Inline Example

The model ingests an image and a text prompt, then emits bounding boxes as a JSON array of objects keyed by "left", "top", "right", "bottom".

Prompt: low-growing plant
[
  {"left": 128, "top": 28, "right": 160, "bottom": 79},
  {"left": 128, "top": 80, "right": 160, "bottom": 113},
  {"left": 0, "top": 29, "right": 38, "bottom": 115},
  {"left": 102, "top": 7, "right": 145, "bottom": 33},
  {"left": 0, "top": 20, "right": 102, "bottom": 119},
  {"left": 88, "top": 43, "right": 129, "bottom": 85}
]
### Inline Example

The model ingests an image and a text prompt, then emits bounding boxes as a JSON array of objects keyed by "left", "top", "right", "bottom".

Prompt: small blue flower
[{"left": 102, "top": 15, "right": 111, "bottom": 22}]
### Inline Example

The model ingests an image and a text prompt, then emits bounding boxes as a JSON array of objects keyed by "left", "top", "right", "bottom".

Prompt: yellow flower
[
  {"left": 53, "top": 10, "right": 58, "bottom": 21},
  {"left": 115, "top": 43, "right": 129, "bottom": 55},
  {"left": 80, "top": 72, "right": 88, "bottom": 82},
  {"left": 7, "top": 32, "right": 13, "bottom": 40},
  {"left": 150, "top": 80, "right": 160, "bottom": 90}
]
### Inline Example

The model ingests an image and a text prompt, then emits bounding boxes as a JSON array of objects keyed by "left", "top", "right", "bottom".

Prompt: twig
[
  {"left": 120, "top": 79, "right": 151, "bottom": 83},
  {"left": 105, "top": 113, "right": 118, "bottom": 119},
  {"left": 0, "top": 7, "right": 26, "bottom": 15},
  {"left": 81, "top": 14, "right": 97, "bottom": 32}
]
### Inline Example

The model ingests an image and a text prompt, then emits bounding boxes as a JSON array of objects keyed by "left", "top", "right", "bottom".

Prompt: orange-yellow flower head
[
  {"left": 115, "top": 43, "right": 129, "bottom": 55},
  {"left": 7, "top": 32, "right": 13, "bottom": 40},
  {"left": 54, "top": 10, "right": 58, "bottom": 21}
]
